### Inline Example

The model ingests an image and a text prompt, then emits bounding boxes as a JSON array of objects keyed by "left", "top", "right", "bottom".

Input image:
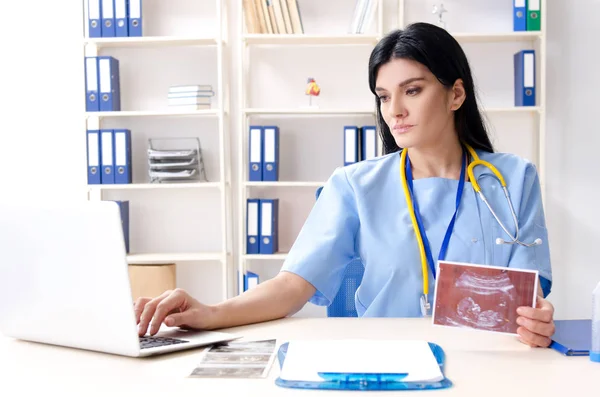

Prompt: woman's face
[{"left": 374, "top": 58, "right": 464, "bottom": 150}]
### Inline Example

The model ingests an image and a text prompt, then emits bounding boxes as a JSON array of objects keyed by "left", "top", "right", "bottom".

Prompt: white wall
[
  {"left": 1, "top": 0, "right": 598, "bottom": 320},
  {"left": 544, "top": 0, "right": 600, "bottom": 319}
]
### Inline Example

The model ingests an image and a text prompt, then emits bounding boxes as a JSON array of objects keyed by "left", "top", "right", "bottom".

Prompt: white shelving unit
[
  {"left": 83, "top": 1, "right": 233, "bottom": 301},
  {"left": 236, "top": 0, "right": 384, "bottom": 295},
  {"left": 398, "top": 0, "right": 547, "bottom": 201}
]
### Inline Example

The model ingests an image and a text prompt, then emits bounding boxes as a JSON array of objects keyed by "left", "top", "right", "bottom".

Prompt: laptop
[{"left": 0, "top": 200, "right": 240, "bottom": 357}]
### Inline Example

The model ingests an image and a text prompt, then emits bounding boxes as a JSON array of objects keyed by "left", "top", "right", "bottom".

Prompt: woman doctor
[{"left": 135, "top": 23, "right": 556, "bottom": 347}]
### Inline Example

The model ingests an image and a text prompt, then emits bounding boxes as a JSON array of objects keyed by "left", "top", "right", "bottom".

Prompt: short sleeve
[
  {"left": 280, "top": 167, "right": 359, "bottom": 306},
  {"left": 507, "top": 163, "right": 553, "bottom": 297}
]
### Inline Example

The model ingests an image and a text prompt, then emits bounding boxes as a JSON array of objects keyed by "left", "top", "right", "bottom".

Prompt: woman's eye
[
  {"left": 378, "top": 95, "right": 389, "bottom": 102},
  {"left": 406, "top": 87, "right": 421, "bottom": 96}
]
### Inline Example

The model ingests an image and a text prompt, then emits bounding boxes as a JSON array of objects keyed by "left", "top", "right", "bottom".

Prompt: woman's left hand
[{"left": 516, "top": 296, "right": 555, "bottom": 347}]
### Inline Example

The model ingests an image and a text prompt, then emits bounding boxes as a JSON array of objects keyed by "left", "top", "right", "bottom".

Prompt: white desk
[{"left": 0, "top": 318, "right": 595, "bottom": 396}]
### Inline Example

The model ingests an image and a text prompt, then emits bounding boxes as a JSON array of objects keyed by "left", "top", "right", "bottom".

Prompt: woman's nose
[{"left": 388, "top": 97, "right": 407, "bottom": 119}]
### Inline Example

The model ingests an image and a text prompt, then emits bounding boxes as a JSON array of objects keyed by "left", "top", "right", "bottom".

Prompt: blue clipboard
[
  {"left": 549, "top": 319, "right": 591, "bottom": 356},
  {"left": 274, "top": 342, "right": 452, "bottom": 391}
]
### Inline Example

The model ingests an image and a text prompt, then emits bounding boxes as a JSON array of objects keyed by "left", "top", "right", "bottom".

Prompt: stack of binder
[
  {"left": 168, "top": 85, "right": 215, "bottom": 111},
  {"left": 246, "top": 198, "right": 279, "bottom": 255},
  {"left": 513, "top": 0, "right": 541, "bottom": 32},
  {"left": 87, "top": 0, "right": 143, "bottom": 38},
  {"left": 248, "top": 125, "right": 280, "bottom": 181},
  {"left": 85, "top": 56, "right": 121, "bottom": 112},
  {"left": 147, "top": 138, "right": 207, "bottom": 183},
  {"left": 344, "top": 125, "right": 378, "bottom": 166},
  {"left": 87, "top": 129, "right": 132, "bottom": 184}
]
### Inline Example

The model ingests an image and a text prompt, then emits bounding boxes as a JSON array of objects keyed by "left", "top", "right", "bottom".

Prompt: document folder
[
  {"left": 115, "top": 0, "right": 129, "bottom": 37},
  {"left": 128, "top": 0, "right": 143, "bottom": 37},
  {"left": 259, "top": 199, "right": 279, "bottom": 254},
  {"left": 244, "top": 271, "right": 259, "bottom": 291},
  {"left": 344, "top": 126, "right": 359, "bottom": 166},
  {"left": 513, "top": 0, "right": 527, "bottom": 31},
  {"left": 361, "top": 126, "right": 377, "bottom": 160},
  {"left": 101, "top": 129, "right": 115, "bottom": 184},
  {"left": 527, "top": 0, "right": 541, "bottom": 31},
  {"left": 85, "top": 57, "right": 99, "bottom": 112},
  {"left": 86, "top": 130, "right": 101, "bottom": 184},
  {"left": 246, "top": 199, "right": 261, "bottom": 254},
  {"left": 514, "top": 50, "right": 536, "bottom": 106},
  {"left": 549, "top": 319, "right": 591, "bottom": 356},
  {"left": 115, "top": 200, "right": 130, "bottom": 253},
  {"left": 275, "top": 341, "right": 452, "bottom": 391},
  {"left": 262, "top": 126, "right": 280, "bottom": 182},
  {"left": 113, "top": 129, "right": 132, "bottom": 184},
  {"left": 249, "top": 126, "right": 263, "bottom": 181},
  {"left": 87, "top": 0, "right": 102, "bottom": 38},
  {"left": 101, "top": 0, "right": 116, "bottom": 37},
  {"left": 98, "top": 56, "right": 121, "bottom": 111}
]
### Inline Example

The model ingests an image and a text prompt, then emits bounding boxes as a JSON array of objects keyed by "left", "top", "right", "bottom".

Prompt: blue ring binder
[{"left": 274, "top": 342, "right": 453, "bottom": 391}]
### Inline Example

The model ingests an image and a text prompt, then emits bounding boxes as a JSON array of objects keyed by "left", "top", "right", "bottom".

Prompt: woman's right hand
[{"left": 134, "top": 288, "right": 216, "bottom": 336}]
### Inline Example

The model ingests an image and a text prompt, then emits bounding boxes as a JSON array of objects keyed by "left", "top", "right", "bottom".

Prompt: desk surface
[{"left": 0, "top": 317, "right": 595, "bottom": 396}]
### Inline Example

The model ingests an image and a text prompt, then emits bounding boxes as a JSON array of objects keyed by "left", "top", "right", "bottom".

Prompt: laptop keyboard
[{"left": 139, "top": 336, "right": 190, "bottom": 350}]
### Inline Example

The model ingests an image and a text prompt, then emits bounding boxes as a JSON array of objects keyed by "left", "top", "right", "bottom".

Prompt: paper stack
[{"left": 168, "top": 84, "right": 215, "bottom": 110}]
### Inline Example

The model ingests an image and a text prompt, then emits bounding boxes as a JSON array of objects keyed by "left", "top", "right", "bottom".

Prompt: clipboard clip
[{"left": 318, "top": 373, "right": 409, "bottom": 389}]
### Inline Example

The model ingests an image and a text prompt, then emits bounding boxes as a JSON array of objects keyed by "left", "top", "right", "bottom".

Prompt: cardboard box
[{"left": 128, "top": 263, "right": 176, "bottom": 301}]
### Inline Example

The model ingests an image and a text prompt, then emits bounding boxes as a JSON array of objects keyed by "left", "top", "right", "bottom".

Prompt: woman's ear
[{"left": 449, "top": 79, "right": 466, "bottom": 111}]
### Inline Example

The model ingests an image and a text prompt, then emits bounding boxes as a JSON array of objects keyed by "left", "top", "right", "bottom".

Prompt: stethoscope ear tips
[{"left": 534, "top": 238, "right": 543, "bottom": 245}]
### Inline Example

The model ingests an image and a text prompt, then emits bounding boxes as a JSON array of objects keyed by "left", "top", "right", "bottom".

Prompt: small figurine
[
  {"left": 305, "top": 77, "right": 321, "bottom": 107},
  {"left": 432, "top": 3, "right": 448, "bottom": 29}
]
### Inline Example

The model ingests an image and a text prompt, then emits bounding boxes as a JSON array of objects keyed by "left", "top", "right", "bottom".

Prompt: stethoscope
[{"left": 399, "top": 143, "right": 543, "bottom": 317}]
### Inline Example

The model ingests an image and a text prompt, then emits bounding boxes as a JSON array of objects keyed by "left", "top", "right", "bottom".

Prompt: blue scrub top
[{"left": 280, "top": 149, "right": 552, "bottom": 317}]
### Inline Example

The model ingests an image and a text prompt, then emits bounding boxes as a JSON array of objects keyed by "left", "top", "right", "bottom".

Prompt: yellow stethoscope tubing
[
  {"left": 465, "top": 144, "right": 506, "bottom": 190},
  {"left": 399, "top": 148, "right": 430, "bottom": 296}
]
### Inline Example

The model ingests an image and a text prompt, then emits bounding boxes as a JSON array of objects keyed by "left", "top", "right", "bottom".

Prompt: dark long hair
[{"left": 368, "top": 23, "right": 494, "bottom": 155}]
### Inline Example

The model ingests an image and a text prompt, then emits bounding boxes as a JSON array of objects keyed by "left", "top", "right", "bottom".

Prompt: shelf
[
  {"left": 244, "top": 108, "right": 375, "bottom": 115},
  {"left": 127, "top": 252, "right": 225, "bottom": 265},
  {"left": 242, "top": 32, "right": 541, "bottom": 46},
  {"left": 243, "top": 253, "right": 288, "bottom": 261},
  {"left": 244, "top": 107, "right": 539, "bottom": 117},
  {"left": 85, "top": 109, "right": 220, "bottom": 118},
  {"left": 484, "top": 106, "right": 541, "bottom": 113},
  {"left": 243, "top": 34, "right": 379, "bottom": 46},
  {"left": 84, "top": 36, "right": 220, "bottom": 48},
  {"left": 451, "top": 31, "right": 543, "bottom": 43},
  {"left": 88, "top": 182, "right": 221, "bottom": 191},
  {"left": 245, "top": 181, "right": 325, "bottom": 188}
]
